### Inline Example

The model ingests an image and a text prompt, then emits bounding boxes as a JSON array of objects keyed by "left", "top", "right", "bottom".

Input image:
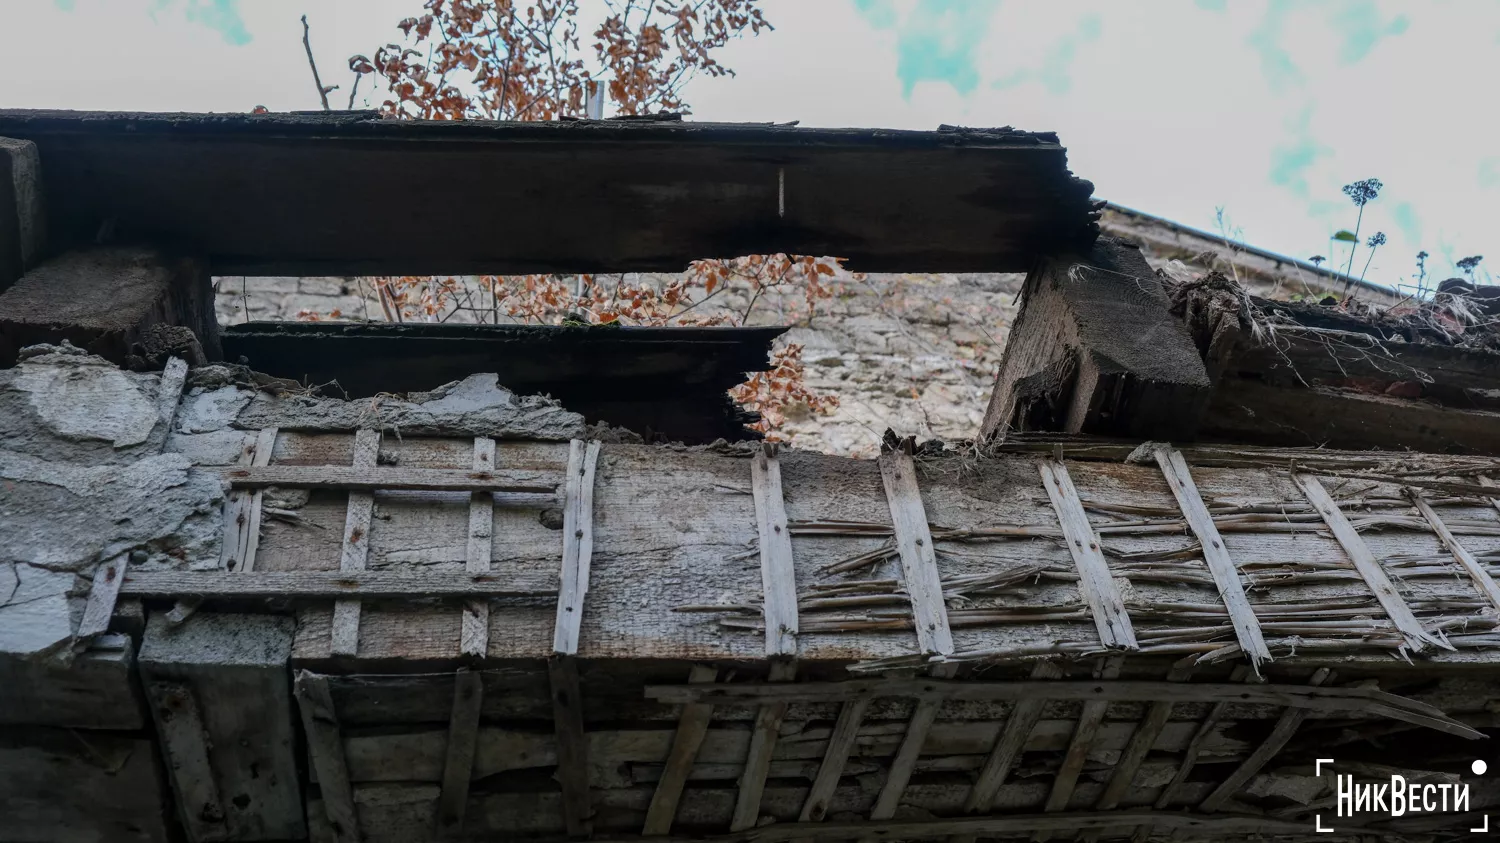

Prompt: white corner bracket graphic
[{"left": 1315, "top": 758, "right": 1336, "bottom": 833}]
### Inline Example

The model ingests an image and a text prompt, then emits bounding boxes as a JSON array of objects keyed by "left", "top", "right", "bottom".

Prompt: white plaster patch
[
  {"left": 13, "top": 363, "right": 158, "bottom": 448},
  {"left": 175, "top": 385, "right": 252, "bottom": 434}
]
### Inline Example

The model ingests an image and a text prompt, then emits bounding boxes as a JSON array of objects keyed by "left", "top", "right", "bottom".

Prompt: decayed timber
[
  {"left": 550, "top": 656, "right": 593, "bottom": 837},
  {"left": 1041, "top": 656, "right": 1123, "bottom": 822},
  {"left": 1409, "top": 488, "right": 1500, "bottom": 613},
  {"left": 0, "top": 633, "right": 144, "bottom": 729},
  {"left": 733, "top": 659, "right": 798, "bottom": 832},
  {"left": 1197, "top": 668, "right": 1332, "bottom": 812},
  {"left": 963, "top": 661, "right": 1065, "bottom": 815},
  {"left": 119, "top": 569, "right": 556, "bottom": 599},
  {"left": 76, "top": 552, "right": 128, "bottom": 640},
  {"left": 799, "top": 693, "right": 872, "bottom": 822},
  {"left": 147, "top": 681, "right": 225, "bottom": 843},
  {"left": 554, "top": 439, "right": 601, "bottom": 656},
  {"left": 752, "top": 446, "right": 799, "bottom": 658},
  {"left": 0, "top": 136, "right": 44, "bottom": 292},
  {"left": 462, "top": 437, "right": 497, "bottom": 658},
  {"left": 332, "top": 429, "right": 381, "bottom": 658},
  {"left": 1039, "top": 459, "right": 1137, "bottom": 650},
  {"left": 643, "top": 664, "right": 720, "bottom": 835},
  {"left": 436, "top": 669, "right": 483, "bottom": 836},
  {"left": 221, "top": 427, "right": 278, "bottom": 573},
  {"left": 879, "top": 448, "right": 953, "bottom": 656},
  {"left": 297, "top": 671, "right": 361, "bottom": 843},
  {"left": 220, "top": 463, "right": 560, "bottom": 493}
]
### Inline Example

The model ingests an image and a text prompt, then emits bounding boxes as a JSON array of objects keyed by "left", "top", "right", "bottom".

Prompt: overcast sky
[{"left": 4, "top": 0, "right": 1496, "bottom": 288}]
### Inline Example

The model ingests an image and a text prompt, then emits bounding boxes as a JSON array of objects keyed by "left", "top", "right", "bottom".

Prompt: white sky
[{"left": 4, "top": 0, "right": 1496, "bottom": 288}]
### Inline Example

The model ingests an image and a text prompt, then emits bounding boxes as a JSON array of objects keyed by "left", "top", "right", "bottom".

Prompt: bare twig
[{"left": 301, "top": 15, "right": 334, "bottom": 112}]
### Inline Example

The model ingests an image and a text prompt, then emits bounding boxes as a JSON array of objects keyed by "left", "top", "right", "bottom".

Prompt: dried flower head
[
  {"left": 1366, "top": 232, "right": 1387, "bottom": 247},
  {"left": 1341, "top": 178, "right": 1383, "bottom": 207},
  {"left": 1309, "top": 255, "right": 1327, "bottom": 266}
]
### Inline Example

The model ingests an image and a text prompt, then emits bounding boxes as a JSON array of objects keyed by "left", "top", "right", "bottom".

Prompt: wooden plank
[
  {"left": 1295, "top": 473, "right": 1445, "bottom": 654},
  {"left": 1478, "top": 475, "right": 1500, "bottom": 516},
  {"left": 146, "top": 681, "right": 226, "bottom": 843},
  {"left": 436, "top": 669, "right": 484, "bottom": 837},
  {"left": 1153, "top": 446, "right": 1270, "bottom": 668},
  {"left": 553, "top": 439, "right": 601, "bottom": 656},
  {"left": 1038, "top": 657, "right": 1122, "bottom": 839},
  {"left": 155, "top": 355, "right": 190, "bottom": 431},
  {"left": 878, "top": 450, "right": 954, "bottom": 656},
  {"left": 1095, "top": 664, "right": 1193, "bottom": 811},
  {"left": 549, "top": 656, "right": 592, "bottom": 837},
  {"left": 75, "top": 553, "right": 127, "bottom": 640},
  {"left": 462, "top": 437, "right": 497, "bottom": 659},
  {"left": 220, "top": 427, "right": 278, "bottom": 573},
  {"left": 1038, "top": 460, "right": 1138, "bottom": 650},
  {"left": 296, "top": 670, "right": 361, "bottom": 843},
  {"left": 868, "top": 662, "right": 960, "bottom": 824},
  {"left": 141, "top": 612, "right": 303, "bottom": 841},
  {"left": 0, "top": 136, "right": 45, "bottom": 292},
  {"left": 1198, "top": 668, "right": 1333, "bottom": 812},
  {"left": 645, "top": 678, "right": 1478, "bottom": 739},
  {"left": 121, "top": 569, "right": 555, "bottom": 599},
  {"left": 219, "top": 463, "right": 559, "bottom": 493},
  {"left": 731, "top": 659, "right": 797, "bottom": 832},
  {"left": 799, "top": 693, "right": 872, "bottom": 822},
  {"left": 963, "top": 661, "right": 1065, "bottom": 815},
  {"left": 1409, "top": 488, "right": 1500, "bottom": 613},
  {"left": 752, "top": 446, "right": 799, "bottom": 658},
  {"left": 1150, "top": 665, "right": 1252, "bottom": 814},
  {"left": 331, "top": 429, "right": 380, "bottom": 658},
  {"left": 643, "top": 664, "right": 719, "bottom": 836}
]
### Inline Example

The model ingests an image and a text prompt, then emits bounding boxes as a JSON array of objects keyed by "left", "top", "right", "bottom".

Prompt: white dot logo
[{"left": 1473, "top": 759, "right": 1488, "bottom": 776}]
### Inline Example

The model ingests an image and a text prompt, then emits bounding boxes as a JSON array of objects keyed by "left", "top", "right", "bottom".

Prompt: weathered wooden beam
[
  {"left": 732, "top": 659, "right": 798, "bottom": 832},
  {"left": 220, "top": 463, "right": 560, "bottom": 494},
  {"left": 799, "top": 693, "right": 872, "bottom": 822},
  {"left": 295, "top": 670, "right": 360, "bottom": 843},
  {"left": 1296, "top": 473, "right": 1446, "bottom": 654},
  {"left": 1198, "top": 668, "right": 1332, "bottom": 812},
  {"left": 1408, "top": 488, "right": 1500, "bottom": 613},
  {"left": 752, "top": 446, "right": 799, "bottom": 659},
  {"left": 1040, "top": 657, "right": 1123, "bottom": 825},
  {"left": 879, "top": 448, "right": 954, "bottom": 657},
  {"left": 1153, "top": 446, "right": 1270, "bottom": 669},
  {"left": 981, "top": 237, "right": 1211, "bottom": 441},
  {"left": 462, "top": 437, "right": 497, "bottom": 659},
  {"left": 75, "top": 553, "right": 127, "bottom": 640},
  {"left": 963, "top": 661, "right": 1065, "bottom": 815},
  {"left": 867, "top": 661, "right": 960, "bottom": 829},
  {"left": 142, "top": 613, "right": 304, "bottom": 841},
  {"left": 1094, "top": 664, "right": 1193, "bottom": 812},
  {"left": 1038, "top": 459, "right": 1137, "bottom": 650},
  {"left": 0, "top": 633, "right": 144, "bottom": 729},
  {"left": 332, "top": 429, "right": 380, "bottom": 658},
  {"left": 0, "top": 137, "right": 44, "bottom": 293},
  {"left": 643, "top": 664, "right": 719, "bottom": 836},
  {"left": 436, "top": 668, "right": 483, "bottom": 837},
  {"left": 0, "top": 245, "right": 219, "bottom": 367},
  {"left": 550, "top": 656, "right": 593, "bottom": 837},
  {"left": 220, "top": 427, "right": 278, "bottom": 573},
  {"left": 554, "top": 439, "right": 601, "bottom": 656},
  {"left": 120, "top": 570, "right": 556, "bottom": 599}
]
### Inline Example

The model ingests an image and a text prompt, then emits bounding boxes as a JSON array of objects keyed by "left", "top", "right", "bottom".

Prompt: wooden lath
[
  {"left": 331, "top": 429, "right": 380, "bottom": 658},
  {"left": 461, "top": 437, "right": 497, "bottom": 659},
  {"left": 220, "top": 426, "right": 278, "bottom": 573},
  {"left": 1198, "top": 668, "right": 1333, "bottom": 812},
  {"left": 879, "top": 447, "right": 954, "bottom": 657},
  {"left": 295, "top": 670, "right": 360, "bottom": 843},
  {"left": 1407, "top": 487, "right": 1500, "bottom": 613},
  {"left": 1039, "top": 458, "right": 1138, "bottom": 650},
  {"left": 552, "top": 439, "right": 603, "bottom": 837}
]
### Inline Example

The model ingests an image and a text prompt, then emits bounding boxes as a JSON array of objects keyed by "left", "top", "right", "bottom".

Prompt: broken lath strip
[
  {"left": 552, "top": 439, "right": 602, "bottom": 837},
  {"left": 461, "top": 437, "right": 497, "bottom": 658},
  {"left": 331, "top": 429, "right": 381, "bottom": 658}
]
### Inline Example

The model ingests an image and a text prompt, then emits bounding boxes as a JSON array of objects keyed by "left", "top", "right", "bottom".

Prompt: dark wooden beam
[
  {"left": 0, "top": 110, "right": 1098, "bottom": 276},
  {"left": 0, "top": 137, "right": 45, "bottom": 294},
  {"left": 980, "top": 237, "right": 1211, "bottom": 441}
]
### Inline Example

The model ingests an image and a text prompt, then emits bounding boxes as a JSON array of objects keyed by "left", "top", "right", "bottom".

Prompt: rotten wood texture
[
  {"left": 550, "top": 656, "right": 593, "bottom": 837},
  {"left": 221, "top": 427, "right": 278, "bottom": 573},
  {"left": 799, "top": 692, "right": 872, "bottom": 822},
  {"left": 554, "top": 439, "right": 601, "bottom": 656},
  {"left": 436, "top": 669, "right": 483, "bottom": 837},
  {"left": 76, "top": 552, "right": 127, "bottom": 640},
  {"left": 140, "top": 612, "right": 304, "bottom": 841},
  {"left": 0, "top": 136, "right": 45, "bottom": 293},
  {"left": 868, "top": 662, "right": 961, "bottom": 828},
  {"left": 332, "top": 429, "right": 381, "bottom": 658},
  {"left": 879, "top": 449, "right": 954, "bottom": 657},
  {"left": 221, "top": 463, "right": 560, "bottom": 494},
  {"left": 981, "top": 237, "right": 1211, "bottom": 442},
  {"left": 462, "top": 437, "right": 496, "bottom": 658},
  {"left": 1409, "top": 488, "right": 1500, "bottom": 613},
  {"left": 1039, "top": 459, "right": 1138, "bottom": 650},
  {"left": 119, "top": 569, "right": 556, "bottom": 599},
  {"left": 643, "top": 664, "right": 719, "bottom": 836},
  {"left": 296, "top": 671, "right": 361, "bottom": 843},
  {"left": 732, "top": 659, "right": 798, "bottom": 832},
  {"left": 1153, "top": 446, "right": 1270, "bottom": 668},
  {"left": 0, "top": 110, "right": 1098, "bottom": 276},
  {"left": 1197, "top": 668, "right": 1332, "bottom": 812},
  {"left": 752, "top": 446, "right": 799, "bottom": 658},
  {"left": 1295, "top": 473, "right": 1445, "bottom": 654},
  {"left": 963, "top": 661, "right": 1065, "bottom": 815}
]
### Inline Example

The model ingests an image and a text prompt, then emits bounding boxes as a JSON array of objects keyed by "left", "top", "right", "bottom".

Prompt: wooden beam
[
  {"left": 1296, "top": 473, "right": 1446, "bottom": 654},
  {"left": 549, "top": 656, "right": 593, "bottom": 837},
  {"left": 1408, "top": 488, "right": 1500, "bottom": 613},
  {"left": 145, "top": 681, "right": 226, "bottom": 843},
  {"left": 867, "top": 661, "right": 960, "bottom": 827},
  {"left": 1040, "top": 657, "right": 1123, "bottom": 825},
  {"left": 220, "top": 463, "right": 560, "bottom": 494},
  {"left": 120, "top": 570, "right": 556, "bottom": 599},
  {"left": 220, "top": 427, "right": 278, "bottom": 573},
  {"left": 963, "top": 661, "right": 1065, "bottom": 815},
  {"left": 436, "top": 669, "right": 483, "bottom": 837},
  {"left": 1095, "top": 664, "right": 1193, "bottom": 811},
  {"left": 752, "top": 446, "right": 799, "bottom": 659},
  {"left": 799, "top": 693, "right": 872, "bottom": 822},
  {"left": 879, "top": 448, "right": 954, "bottom": 657},
  {"left": 462, "top": 437, "right": 497, "bottom": 659},
  {"left": 1038, "top": 459, "right": 1137, "bottom": 650},
  {"left": 0, "top": 136, "right": 44, "bottom": 293},
  {"left": 1198, "top": 668, "right": 1333, "bottom": 812},
  {"left": 981, "top": 237, "right": 1211, "bottom": 442},
  {"left": 731, "top": 659, "right": 797, "bottom": 832},
  {"left": 331, "top": 429, "right": 380, "bottom": 658},
  {"left": 554, "top": 440, "right": 601, "bottom": 656},
  {"left": 295, "top": 670, "right": 360, "bottom": 843},
  {"left": 643, "top": 664, "right": 719, "bottom": 836},
  {"left": 1153, "top": 446, "right": 1270, "bottom": 669},
  {"left": 75, "top": 553, "right": 127, "bottom": 640}
]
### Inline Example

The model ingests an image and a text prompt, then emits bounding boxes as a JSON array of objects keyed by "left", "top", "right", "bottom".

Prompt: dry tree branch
[{"left": 301, "top": 15, "right": 335, "bottom": 112}]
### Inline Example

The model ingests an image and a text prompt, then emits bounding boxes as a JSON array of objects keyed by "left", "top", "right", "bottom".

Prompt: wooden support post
[
  {"left": 221, "top": 427, "right": 278, "bottom": 573},
  {"left": 1153, "top": 446, "right": 1270, "bottom": 669},
  {"left": 1408, "top": 488, "right": 1500, "bottom": 613},
  {"left": 76, "top": 553, "right": 127, "bottom": 640},
  {"left": 1198, "top": 668, "right": 1333, "bottom": 813},
  {"left": 141, "top": 613, "right": 304, "bottom": 841},
  {"left": 295, "top": 670, "right": 360, "bottom": 843},
  {"left": 331, "top": 429, "right": 380, "bottom": 658},
  {"left": 1296, "top": 474, "right": 1446, "bottom": 654},
  {"left": 643, "top": 664, "right": 719, "bottom": 836},
  {"left": 981, "top": 237, "right": 1211, "bottom": 442},
  {"left": 552, "top": 439, "right": 601, "bottom": 837},
  {"left": 436, "top": 668, "right": 484, "bottom": 837},
  {"left": 752, "top": 445, "right": 799, "bottom": 659},
  {"left": 1039, "top": 459, "right": 1138, "bottom": 650},
  {"left": 0, "top": 137, "right": 44, "bottom": 294},
  {"left": 461, "top": 437, "right": 497, "bottom": 658}
]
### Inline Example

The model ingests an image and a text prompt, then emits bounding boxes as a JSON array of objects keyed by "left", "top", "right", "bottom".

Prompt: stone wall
[{"left": 213, "top": 206, "right": 1384, "bottom": 457}]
